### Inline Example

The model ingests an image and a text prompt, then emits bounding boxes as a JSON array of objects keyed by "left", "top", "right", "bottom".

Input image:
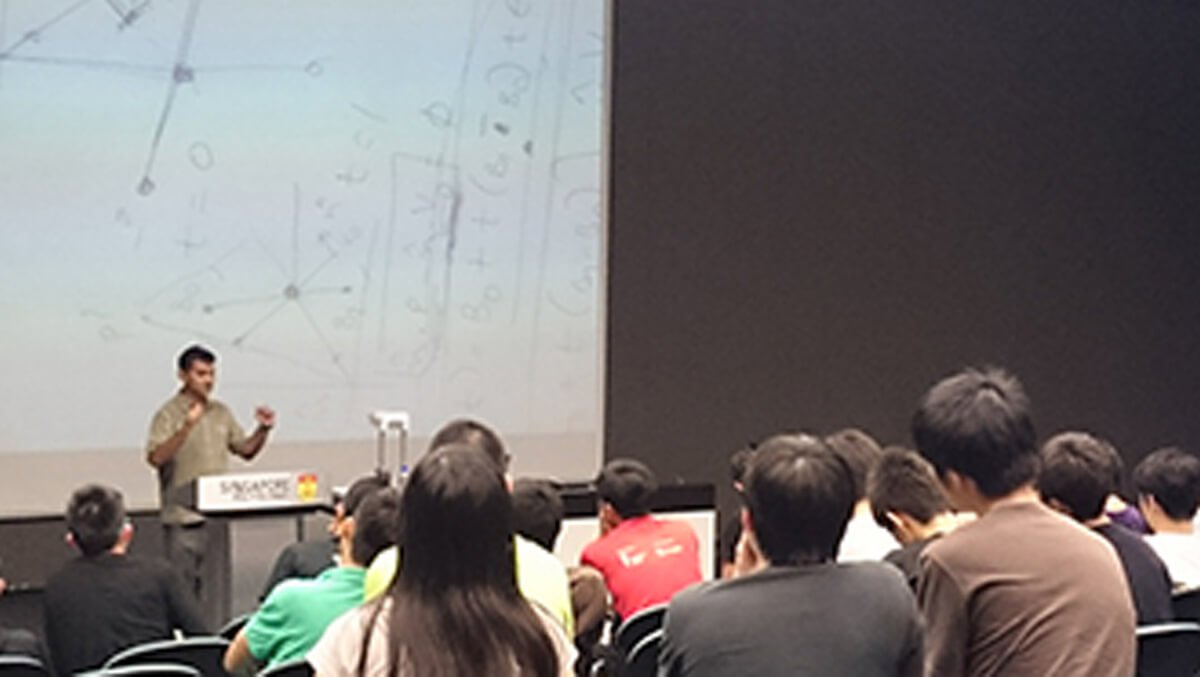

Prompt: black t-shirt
[
  {"left": 884, "top": 536, "right": 942, "bottom": 592},
  {"left": 43, "top": 553, "right": 208, "bottom": 675},
  {"left": 1093, "top": 522, "right": 1174, "bottom": 624}
]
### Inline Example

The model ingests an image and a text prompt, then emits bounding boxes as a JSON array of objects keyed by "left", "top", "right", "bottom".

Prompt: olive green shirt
[{"left": 146, "top": 392, "right": 247, "bottom": 525}]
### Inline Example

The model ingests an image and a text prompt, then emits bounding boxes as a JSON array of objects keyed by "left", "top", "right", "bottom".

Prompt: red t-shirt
[{"left": 580, "top": 515, "right": 703, "bottom": 620}]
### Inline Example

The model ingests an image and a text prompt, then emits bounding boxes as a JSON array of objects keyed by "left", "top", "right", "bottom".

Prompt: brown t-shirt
[
  {"left": 918, "top": 499, "right": 1135, "bottom": 677},
  {"left": 146, "top": 392, "right": 246, "bottom": 524}
]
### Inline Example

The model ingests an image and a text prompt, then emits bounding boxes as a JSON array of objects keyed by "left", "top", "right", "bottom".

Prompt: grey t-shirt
[
  {"left": 659, "top": 562, "right": 923, "bottom": 677},
  {"left": 146, "top": 392, "right": 246, "bottom": 524}
]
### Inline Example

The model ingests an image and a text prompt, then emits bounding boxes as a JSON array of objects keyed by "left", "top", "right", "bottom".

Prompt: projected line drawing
[
  {"left": 139, "top": 184, "right": 358, "bottom": 382},
  {"left": 0, "top": 0, "right": 323, "bottom": 195}
]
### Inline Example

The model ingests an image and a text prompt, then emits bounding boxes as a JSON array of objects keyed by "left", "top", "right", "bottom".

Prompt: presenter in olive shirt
[{"left": 145, "top": 344, "right": 275, "bottom": 620}]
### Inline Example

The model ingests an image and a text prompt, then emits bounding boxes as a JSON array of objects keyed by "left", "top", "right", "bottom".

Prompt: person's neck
[
  {"left": 976, "top": 485, "right": 1040, "bottom": 516},
  {"left": 1151, "top": 518, "right": 1194, "bottom": 535}
]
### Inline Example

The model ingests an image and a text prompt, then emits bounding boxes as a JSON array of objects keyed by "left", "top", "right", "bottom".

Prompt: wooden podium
[{"left": 171, "top": 470, "right": 329, "bottom": 627}]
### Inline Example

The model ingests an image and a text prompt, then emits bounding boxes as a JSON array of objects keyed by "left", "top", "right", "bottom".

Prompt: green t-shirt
[{"left": 245, "top": 566, "right": 367, "bottom": 668}]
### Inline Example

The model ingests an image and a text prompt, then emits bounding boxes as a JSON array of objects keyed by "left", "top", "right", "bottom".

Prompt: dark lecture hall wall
[{"left": 604, "top": 0, "right": 1200, "bottom": 511}]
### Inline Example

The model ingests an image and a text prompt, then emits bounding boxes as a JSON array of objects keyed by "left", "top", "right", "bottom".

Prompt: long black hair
[{"left": 358, "top": 443, "right": 559, "bottom": 676}]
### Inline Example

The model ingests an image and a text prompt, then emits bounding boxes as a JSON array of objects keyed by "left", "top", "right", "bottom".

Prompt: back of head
[
  {"left": 341, "top": 472, "right": 391, "bottom": 520},
  {"left": 428, "top": 418, "right": 509, "bottom": 472},
  {"left": 824, "top": 428, "right": 883, "bottom": 501},
  {"left": 1133, "top": 447, "right": 1200, "bottom": 521},
  {"left": 744, "top": 434, "right": 855, "bottom": 565},
  {"left": 1037, "top": 432, "right": 1118, "bottom": 521},
  {"left": 382, "top": 444, "right": 558, "bottom": 677},
  {"left": 176, "top": 343, "right": 216, "bottom": 371},
  {"left": 511, "top": 478, "right": 565, "bottom": 551},
  {"left": 867, "top": 446, "right": 952, "bottom": 529},
  {"left": 67, "top": 484, "right": 125, "bottom": 557},
  {"left": 911, "top": 366, "right": 1038, "bottom": 498},
  {"left": 350, "top": 487, "right": 402, "bottom": 567},
  {"left": 594, "top": 458, "right": 658, "bottom": 519}
]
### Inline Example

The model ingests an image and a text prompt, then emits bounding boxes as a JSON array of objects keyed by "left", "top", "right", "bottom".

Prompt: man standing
[
  {"left": 912, "top": 366, "right": 1135, "bottom": 677},
  {"left": 145, "top": 344, "right": 275, "bottom": 618},
  {"left": 658, "top": 435, "right": 922, "bottom": 677},
  {"left": 44, "top": 485, "right": 208, "bottom": 675}
]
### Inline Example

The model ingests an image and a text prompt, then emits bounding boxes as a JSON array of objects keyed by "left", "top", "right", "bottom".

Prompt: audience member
[
  {"left": 1134, "top": 446, "right": 1200, "bottom": 589},
  {"left": 44, "top": 484, "right": 208, "bottom": 675},
  {"left": 580, "top": 458, "right": 702, "bottom": 621},
  {"left": 718, "top": 444, "right": 756, "bottom": 579},
  {"left": 659, "top": 434, "right": 922, "bottom": 677},
  {"left": 825, "top": 428, "right": 896, "bottom": 561},
  {"left": 912, "top": 366, "right": 1135, "bottom": 677},
  {"left": 866, "top": 446, "right": 960, "bottom": 590},
  {"left": 366, "top": 419, "right": 575, "bottom": 636},
  {"left": 260, "top": 471, "right": 390, "bottom": 599},
  {"left": 1101, "top": 443, "right": 1149, "bottom": 534},
  {"left": 1038, "top": 431, "right": 1173, "bottom": 623},
  {"left": 512, "top": 478, "right": 566, "bottom": 552},
  {"left": 307, "top": 445, "right": 574, "bottom": 676},
  {"left": 224, "top": 477, "right": 399, "bottom": 672}
]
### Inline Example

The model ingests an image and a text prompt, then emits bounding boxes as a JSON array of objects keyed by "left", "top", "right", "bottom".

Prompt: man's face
[{"left": 179, "top": 360, "right": 215, "bottom": 398}]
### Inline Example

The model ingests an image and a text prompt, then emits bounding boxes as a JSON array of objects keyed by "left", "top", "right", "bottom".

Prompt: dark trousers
[{"left": 163, "top": 521, "right": 230, "bottom": 629}]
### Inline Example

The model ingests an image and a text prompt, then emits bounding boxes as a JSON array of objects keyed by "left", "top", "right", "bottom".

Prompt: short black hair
[
  {"left": 744, "top": 434, "right": 855, "bottom": 565},
  {"left": 824, "top": 428, "right": 883, "bottom": 501},
  {"left": 1037, "top": 432, "right": 1118, "bottom": 521},
  {"left": 911, "top": 366, "right": 1039, "bottom": 499},
  {"left": 351, "top": 487, "right": 403, "bottom": 566},
  {"left": 1133, "top": 447, "right": 1200, "bottom": 521},
  {"left": 66, "top": 484, "right": 125, "bottom": 557},
  {"left": 177, "top": 344, "right": 216, "bottom": 371},
  {"left": 429, "top": 419, "right": 509, "bottom": 472},
  {"left": 867, "top": 446, "right": 952, "bottom": 529},
  {"left": 729, "top": 445, "right": 757, "bottom": 486},
  {"left": 341, "top": 472, "right": 391, "bottom": 518},
  {"left": 595, "top": 459, "right": 658, "bottom": 519},
  {"left": 511, "top": 478, "right": 565, "bottom": 551}
]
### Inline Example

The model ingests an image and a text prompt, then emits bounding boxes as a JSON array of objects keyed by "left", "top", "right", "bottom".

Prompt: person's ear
[
  {"left": 118, "top": 521, "right": 134, "bottom": 547},
  {"left": 64, "top": 532, "right": 75, "bottom": 548}
]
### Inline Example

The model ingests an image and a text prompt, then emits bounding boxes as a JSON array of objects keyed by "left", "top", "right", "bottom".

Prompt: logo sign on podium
[{"left": 195, "top": 471, "right": 324, "bottom": 513}]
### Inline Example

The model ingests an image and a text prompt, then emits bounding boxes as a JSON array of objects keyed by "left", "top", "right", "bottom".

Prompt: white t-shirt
[
  {"left": 1145, "top": 532, "right": 1200, "bottom": 590},
  {"left": 308, "top": 596, "right": 576, "bottom": 677},
  {"left": 837, "top": 509, "right": 898, "bottom": 563}
]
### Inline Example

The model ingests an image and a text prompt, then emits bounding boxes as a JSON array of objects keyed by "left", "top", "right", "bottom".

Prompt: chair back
[
  {"left": 624, "top": 629, "right": 664, "bottom": 677},
  {"left": 256, "top": 659, "right": 313, "bottom": 677},
  {"left": 614, "top": 604, "right": 667, "bottom": 657},
  {"left": 104, "top": 637, "right": 231, "bottom": 677},
  {"left": 217, "top": 614, "right": 252, "bottom": 641},
  {"left": 1173, "top": 588, "right": 1200, "bottom": 623},
  {"left": 86, "top": 663, "right": 201, "bottom": 677},
  {"left": 0, "top": 656, "right": 48, "bottom": 677},
  {"left": 1136, "top": 622, "right": 1200, "bottom": 677}
]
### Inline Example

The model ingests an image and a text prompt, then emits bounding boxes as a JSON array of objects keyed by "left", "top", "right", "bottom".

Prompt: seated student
[
  {"left": 512, "top": 478, "right": 566, "bottom": 552},
  {"left": 44, "top": 484, "right": 208, "bottom": 676},
  {"left": 1134, "top": 446, "right": 1200, "bottom": 589},
  {"left": 913, "top": 367, "right": 1134, "bottom": 677},
  {"left": 866, "top": 446, "right": 960, "bottom": 590},
  {"left": 659, "top": 434, "right": 922, "bottom": 677},
  {"left": 224, "top": 478, "right": 400, "bottom": 672},
  {"left": 307, "top": 445, "right": 574, "bottom": 677},
  {"left": 580, "top": 459, "right": 702, "bottom": 621},
  {"left": 260, "top": 472, "right": 390, "bottom": 599},
  {"left": 1101, "top": 445, "right": 1149, "bottom": 534},
  {"left": 1037, "top": 431, "right": 1173, "bottom": 624},
  {"left": 826, "top": 429, "right": 897, "bottom": 561},
  {"left": 365, "top": 419, "right": 575, "bottom": 636},
  {"left": 718, "top": 445, "right": 756, "bottom": 579}
]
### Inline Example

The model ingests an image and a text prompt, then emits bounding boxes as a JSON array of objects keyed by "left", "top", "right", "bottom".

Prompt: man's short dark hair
[
  {"left": 824, "top": 428, "right": 883, "bottom": 501},
  {"left": 744, "top": 434, "right": 855, "bottom": 565},
  {"left": 66, "top": 484, "right": 126, "bottom": 557},
  {"left": 177, "top": 344, "right": 216, "bottom": 371},
  {"left": 351, "top": 487, "right": 403, "bottom": 566},
  {"left": 341, "top": 472, "right": 391, "bottom": 518},
  {"left": 911, "top": 366, "right": 1039, "bottom": 498},
  {"left": 595, "top": 459, "right": 658, "bottom": 519},
  {"left": 867, "top": 446, "right": 952, "bottom": 529},
  {"left": 429, "top": 419, "right": 509, "bottom": 472},
  {"left": 729, "top": 445, "right": 757, "bottom": 486},
  {"left": 1133, "top": 447, "right": 1200, "bottom": 521},
  {"left": 512, "top": 478, "right": 565, "bottom": 551},
  {"left": 1037, "top": 432, "right": 1119, "bottom": 521}
]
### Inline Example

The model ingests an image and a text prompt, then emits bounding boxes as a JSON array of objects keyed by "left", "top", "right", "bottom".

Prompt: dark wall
[{"left": 605, "top": 0, "right": 1200, "bottom": 513}]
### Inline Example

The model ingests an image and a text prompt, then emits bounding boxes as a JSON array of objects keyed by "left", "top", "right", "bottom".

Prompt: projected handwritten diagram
[{"left": 0, "top": 0, "right": 603, "bottom": 450}]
